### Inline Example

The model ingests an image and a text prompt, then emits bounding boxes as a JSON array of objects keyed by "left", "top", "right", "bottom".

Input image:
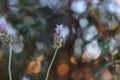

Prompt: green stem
[
  {"left": 8, "top": 42, "right": 12, "bottom": 80},
  {"left": 45, "top": 48, "right": 59, "bottom": 80}
]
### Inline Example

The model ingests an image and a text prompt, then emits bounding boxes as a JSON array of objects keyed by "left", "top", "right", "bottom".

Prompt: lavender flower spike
[
  {"left": 0, "top": 17, "right": 10, "bottom": 44},
  {"left": 53, "top": 24, "right": 64, "bottom": 49},
  {"left": 46, "top": 24, "right": 63, "bottom": 80},
  {"left": 0, "top": 18, "right": 12, "bottom": 80},
  {"left": 55, "top": 24, "right": 63, "bottom": 35}
]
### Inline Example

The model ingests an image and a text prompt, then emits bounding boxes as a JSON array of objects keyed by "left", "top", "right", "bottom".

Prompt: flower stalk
[
  {"left": 8, "top": 42, "right": 12, "bottom": 80},
  {"left": 0, "top": 17, "right": 12, "bottom": 80},
  {"left": 45, "top": 24, "right": 63, "bottom": 80},
  {"left": 45, "top": 48, "right": 59, "bottom": 80}
]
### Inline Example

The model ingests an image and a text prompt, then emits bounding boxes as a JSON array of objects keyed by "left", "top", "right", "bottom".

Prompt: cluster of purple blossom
[
  {"left": 0, "top": 18, "right": 7, "bottom": 34},
  {"left": 0, "top": 18, "right": 10, "bottom": 44},
  {"left": 53, "top": 24, "right": 64, "bottom": 49}
]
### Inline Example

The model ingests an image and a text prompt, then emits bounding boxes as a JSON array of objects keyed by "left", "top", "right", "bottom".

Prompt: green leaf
[{"left": 113, "top": 52, "right": 120, "bottom": 61}]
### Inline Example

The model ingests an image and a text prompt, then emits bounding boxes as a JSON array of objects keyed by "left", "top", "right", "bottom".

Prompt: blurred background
[{"left": 0, "top": 0, "right": 120, "bottom": 80}]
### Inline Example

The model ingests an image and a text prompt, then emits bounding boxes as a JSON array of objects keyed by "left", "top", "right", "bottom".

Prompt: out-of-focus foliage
[
  {"left": 0, "top": 0, "right": 120, "bottom": 80},
  {"left": 113, "top": 52, "right": 120, "bottom": 60}
]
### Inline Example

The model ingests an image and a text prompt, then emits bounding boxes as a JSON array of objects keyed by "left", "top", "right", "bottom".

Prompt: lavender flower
[
  {"left": 53, "top": 24, "right": 64, "bottom": 49},
  {"left": 22, "top": 76, "right": 30, "bottom": 80},
  {"left": 46, "top": 24, "right": 64, "bottom": 80},
  {"left": 0, "top": 17, "right": 10, "bottom": 44},
  {"left": 55, "top": 24, "right": 63, "bottom": 34},
  {"left": 0, "top": 18, "right": 12, "bottom": 80},
  {"left": 0, "top": 18, "right": 7, "bottom": 33}
]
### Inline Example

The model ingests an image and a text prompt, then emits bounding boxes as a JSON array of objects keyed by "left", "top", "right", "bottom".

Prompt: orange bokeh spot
[
  {"left": 26, "top": 60, "right": 41, "bottom": 74},
  {"left": 70, "top": 56, "right": 77, "bottom": 64},
  {"left": 56, "top": 63, "right": 70, "bottom": 77}
]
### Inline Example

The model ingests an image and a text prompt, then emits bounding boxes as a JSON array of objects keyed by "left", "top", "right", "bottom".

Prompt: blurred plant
[
  {"left": 45, "top": 24, "right": 63, "bottom": 80},
  {"left": 0, "top": 17, "right": 11, "bottom": 80}
]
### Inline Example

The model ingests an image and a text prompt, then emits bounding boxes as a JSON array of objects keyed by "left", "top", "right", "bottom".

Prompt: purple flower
[
  {"left": 0, "top": 17, "right": 10, "bottom": 44},
  {"left": 55, "top": 24, "right": 63, "bottom": 34},
  {"left": 22, "top": 76, "right": 30, "bottom": 80},
  {"left": 0, "top": 18, "right": 7, "bottom": 33},
  {"left": 53, "top": 24, "right": 64, "bottom": 49},
  {"left": 0, "top": 18, "right": 6, "bottom": 27}
]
